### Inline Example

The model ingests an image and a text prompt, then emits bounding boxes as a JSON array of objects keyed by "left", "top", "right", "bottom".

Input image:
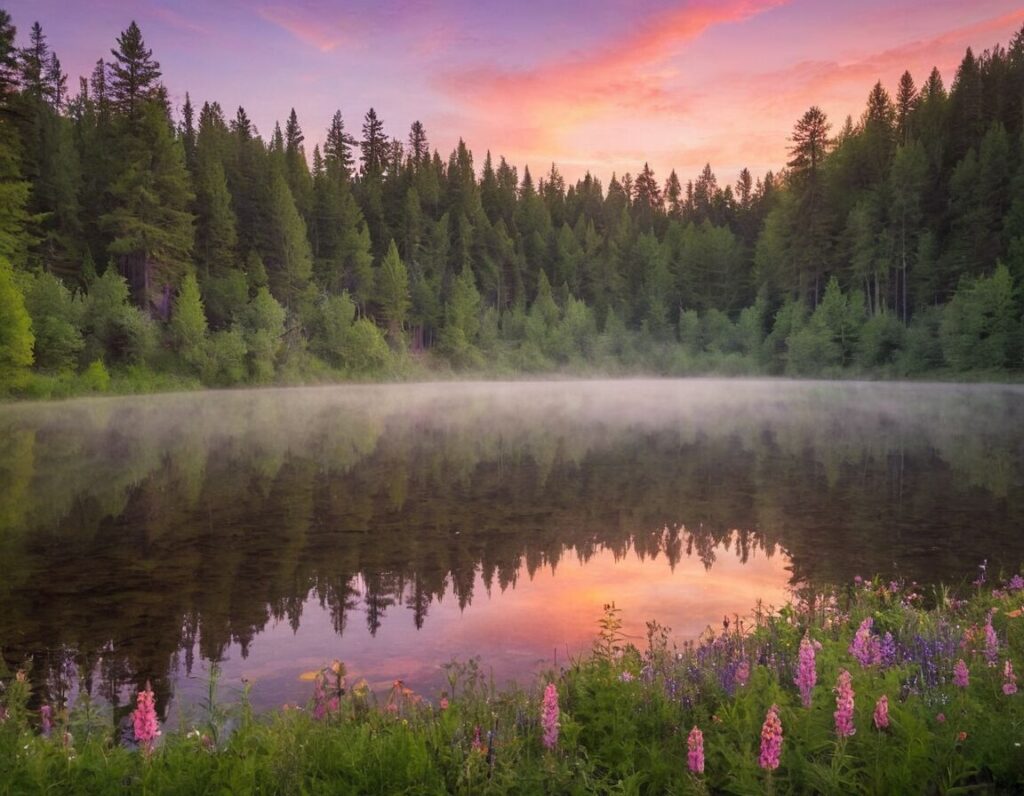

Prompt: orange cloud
[
  {"left": 748, "top": 8, "right": 1024, "bottom": 111},
  {"left": 438, "top": 0, "right": 788, "bottom": 152}
]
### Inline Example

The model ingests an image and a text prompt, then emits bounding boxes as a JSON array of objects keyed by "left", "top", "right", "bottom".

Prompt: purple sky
[{"left": 6, "top": 0, "right": 1023, "bottom": 184}]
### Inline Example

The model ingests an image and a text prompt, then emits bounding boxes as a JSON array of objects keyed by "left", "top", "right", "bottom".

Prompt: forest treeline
[{"left": 1, "top": 11, "right": 1024, "bottom": 395}]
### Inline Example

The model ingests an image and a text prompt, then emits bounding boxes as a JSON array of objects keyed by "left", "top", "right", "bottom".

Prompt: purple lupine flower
[
  {"left": 873, "top": 695, "right": 889, "bottom": 730},
  {"left": 1008, "top": 575, "right": 1024, "bottom": 592},
  {"left": 834, "top": 669, "right": 856, "bottom": 738},
  {"left": 954, "top": 659, "right": 970, "bottom": 688},
  {"left": 1003, "top": 660, "right": 1018, "bottom": 696},
  {"left": 878, "top": 632, "right": 897, "bottom": 667},
  {"left": 984, "top": 612, "right": 999, "bottom": 666},
  {"left": 758, "top": 705, "right": 783, "bottom": 770},
  {"left": 541, "top": 683, "right": 560, "bottom": 750},
  {"left": 794, "top": 635, "right": 816, "bottom": 708},
  {"left": 849, "top": 618, "right": 876, "bottom": 666},
  {"left": 687, "top": 726, "right": 704, "bottom": 774}
]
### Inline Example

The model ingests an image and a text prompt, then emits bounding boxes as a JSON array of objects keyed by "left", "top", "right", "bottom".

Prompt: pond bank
[{"left": 3, "top": 569, "right": 1023, "bottom": 793}]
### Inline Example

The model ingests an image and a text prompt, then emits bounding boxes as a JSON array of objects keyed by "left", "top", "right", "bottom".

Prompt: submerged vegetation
[
  {"left": 2, "top": 12, "right": 1024, "bottom": 397},
  {"left": 2, "top": 570, "right": 1024, "bottom": 793}
]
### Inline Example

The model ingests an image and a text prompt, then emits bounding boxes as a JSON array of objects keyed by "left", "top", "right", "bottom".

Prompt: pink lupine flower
[
  {"left": 687, "top": 726, "right": 704, "bottom": 774},
  {"left": 471, "top": 725, "right": 484, "bottom": 753},
  {"left": 758, "top": 704, "right": 783, "bottom": 770},
  {"left": 735, "top": 660, "right": 750, "bottom": 688},
  {"left": 833, "top": 669, "right": 856, "bottom": 738},
  {"left": 873, "top": 695, "right": 889, "bottom": 730},
  {"left": 620, "top": 671, "right": 635, "bottom": 683},
  {"left": 984, "top": 612, "right": 999, "bottom": 666},
  {"left": 132, "top": 682, "right": 160, "bottom": 754},
  {"left": 953, "top": 659, "right": 970, "bottom": 688},
  {"left": 1003, "top": 660, "right": 1018, "bottom": 695},
  {"left": 936, "top": 712, "right": 946, "bottom": 723},
  {"left": 39, "top": 705, "right": 52, "bottom": 737},
  {"left": 849, "top": 618, "right": 876, "bottom": 666},
  {"left": 794, "top": 635, "right": 817, "bottom": 708},
  {"left": 541, "top": 682, "right": 560, "bottom": 750}
]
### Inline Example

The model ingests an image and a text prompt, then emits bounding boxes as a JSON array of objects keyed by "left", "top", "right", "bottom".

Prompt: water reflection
[{"left": 0, "top": 379, "right": 1021, "bottom": 715}]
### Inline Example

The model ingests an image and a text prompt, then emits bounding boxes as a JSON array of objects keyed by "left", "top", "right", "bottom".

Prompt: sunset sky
[{"left": 7, "top": 0, "right": 1024, "bottom": 185}]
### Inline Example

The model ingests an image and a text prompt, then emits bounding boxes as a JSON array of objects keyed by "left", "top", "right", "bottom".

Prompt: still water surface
[{"left": 1, "top": 379, "right": 1021, "bottom": 718}]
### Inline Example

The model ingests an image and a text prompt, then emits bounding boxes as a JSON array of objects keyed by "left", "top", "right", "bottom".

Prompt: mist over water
[{"left": 1, "top": 379, "right": 1022, "bottom": 715}]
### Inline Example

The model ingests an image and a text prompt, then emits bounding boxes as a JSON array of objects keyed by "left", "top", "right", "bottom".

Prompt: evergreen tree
[
  {"left": 375, "top": 239, "right": 409, "bottom": 341},
  {"left": 102, "top": 100, "right": 194, "bottom": 315},
  {"left": 108, "top": 21, "right": 161, "bottom": 117}
]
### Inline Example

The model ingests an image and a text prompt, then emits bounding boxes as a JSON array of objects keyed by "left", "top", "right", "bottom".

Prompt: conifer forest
[{"left": 2, "top": 11, "right": 1024, "bottom": 395}]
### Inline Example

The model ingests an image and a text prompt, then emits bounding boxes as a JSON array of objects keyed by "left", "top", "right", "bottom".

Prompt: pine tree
[
  {"left": 375, "top": 239, "right": 409, "bottom": 340},
  {"left": 787, "top": 106, "right": 832, "bottom": 303},
  {"left": 360, "top": 107, "right": 386, "bottom": 177},
  {"left": 266, "top": 168, "right": 313, "bottom": 308},
  {"left": 193, "top": 101, "right": 237, "bottom": 275},
  {"left": 408, "top": 120, "right": 428, "bottom": 168},
  {"left": 102, "top": 100, "right": 194, "bottom": 314},
  {"left": 108, "top": 21, "right": 162, "bottom": 117},
  {"left": 324, "top": 110, "right": 356, "bottom": 181},
  {"left": 895, "top": 70, "right": 917, "bottom": 143}
]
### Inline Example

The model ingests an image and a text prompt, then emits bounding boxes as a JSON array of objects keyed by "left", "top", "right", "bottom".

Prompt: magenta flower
[
  {"left": 687, "top": 725, "right": 705, "bottom": 774},
  {"left": 953, "top": 659, "right": 970, "bottom": 688},
  {"left": 873, "top": 695, "right": 889, "bottom": 730},
  {"left": 833, "top": 669, "right": 856, "bottom": 738},
  {"left": 794, "top": 635, "right": 817, "bottom": 708},
  {"left": 132, "top": 682, "right": 160, "bottom": 754},
  {"left": 849, "top": 618, "right": 876, "bottom": 666},
  {"left": 984, "top": 612, "right": 999, "bottom": 666},
  {"left": 541, "top": 682, "right": 560, "bottom": 750},
  {"left": 471, "top": 725, "right": 484, "bottom": 753},
  {"left": 758, "top": 704, "right": 783, "bottom": 770},
  {"left": 1003, "top": 660, "right": 1018, "bottom": 695}
]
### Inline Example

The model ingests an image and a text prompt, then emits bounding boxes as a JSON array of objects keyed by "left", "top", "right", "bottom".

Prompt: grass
[{"left": 3, "top": 568, "right": 1024, "bottom": 793}]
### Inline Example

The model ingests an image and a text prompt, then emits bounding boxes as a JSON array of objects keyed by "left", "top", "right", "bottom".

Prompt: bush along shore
[{"left": 3, "top": 568, "right": 1024, "bottom": 793}]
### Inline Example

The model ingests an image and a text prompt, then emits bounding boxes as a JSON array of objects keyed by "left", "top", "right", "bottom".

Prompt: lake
[{"left": 1, "top": 379, "right": 1022, "bottom": 720}]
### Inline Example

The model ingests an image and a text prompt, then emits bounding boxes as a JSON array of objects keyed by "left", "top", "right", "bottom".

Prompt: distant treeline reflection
[{"left": 0, "top": 381, "right": 1021, "bottom": 710}]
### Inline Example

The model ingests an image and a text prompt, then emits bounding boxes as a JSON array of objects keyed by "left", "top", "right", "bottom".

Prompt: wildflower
[
  {"left": 132, "top": 682, "right": 160, "bottom": 754},
  {"left": 849, "top": 618, "right": 876, "bottom": 666},
  {"left": 439, "top": 697, "right": 449, "bottom": 711},
  {"left": 471, "top": 725, "right": 483, "bottom": 753},
  {"left": 37, "top": 704, "right": 53, "bottom": 737},
  {"left": 735, "top": 660, "right": 750, "bottom": 688},
  {"left": 1008, "top": 575, "right": 1024, "bottom": 592},
  {"left": 873, "top": 695, "right": 889, "bottom": 730},
  {"left": 953, "top": 659, "right": 970, "bottom": 688},
  {"left": 619, "top": 671, "right": 635, "bottom": 683},
  {"left": 984, "top": 612, "right": 999, "bottom": 666},
  {"left": 936, "top": 712, "right": 946, "bottom": 723},
  {"left": 833, "top": 669, "right": 856, "bottom": 738},
  {"left": 1003, "top": 660, "right": 1018, "bottom": 695},
  {"left": 541, "top": 683, "right": 560, "bottom": 750},
  {"left": 794, "top": 635, "right": 816, "bottom": 708},
  {"left": 687, "top": 726, "right": 704, "bottom": 774},
  {"left": 854, "top": 575, "right": 863, "bottom": 586},
  {"left": 758, "top": 704, "right": 783, "bottom": 770},
  {"left": 957, "top": 731, "right": 968, "bottom": 742},
  {"left": 879, "top": 632, "right": 897, "bottom": 667}
]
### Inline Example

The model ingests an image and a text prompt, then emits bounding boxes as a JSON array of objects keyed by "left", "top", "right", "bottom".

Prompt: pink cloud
[{"left": 256, "top": 5, "right": 350, "bottom": 52}]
